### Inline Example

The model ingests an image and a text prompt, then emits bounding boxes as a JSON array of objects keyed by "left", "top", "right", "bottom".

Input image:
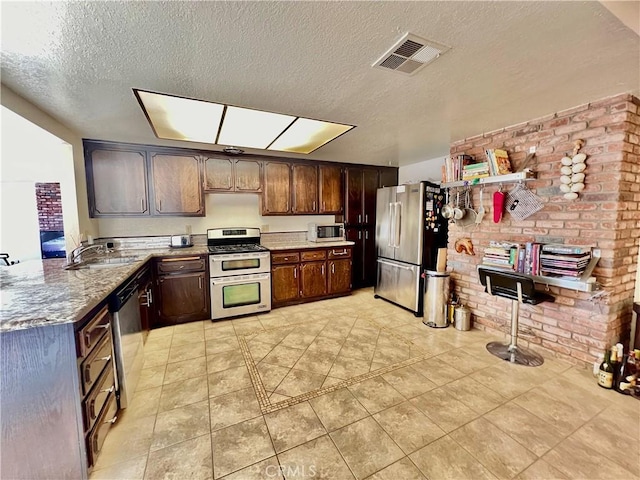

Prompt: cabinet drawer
[
  {"left": 86, "top": 392, "right": 117, "bottom": 468},
  {"left": 76, "top": 306, "right": 110, "bottom": 358},
  {"left": 82, "top": 361, "right": 115, "bottom": 433},
  {"left": 300, "top": 250, "right": 326, "bottom": 262},
  {"left": 156, "top": 257, "right": 205, "bottom": 274},
  {"left": 328, "top": 248, "right": 352, "bottom": 259},
  {"left": 80, "top": 333, "right": 112, "bottom": 396},
  {"left": 271, "top": 252, "right": 300, "bottom": 264}
]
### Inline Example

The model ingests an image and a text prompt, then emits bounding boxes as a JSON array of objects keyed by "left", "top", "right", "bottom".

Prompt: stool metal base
[{"left": 486, "top": 341, "right": 544, "bottom": 367}]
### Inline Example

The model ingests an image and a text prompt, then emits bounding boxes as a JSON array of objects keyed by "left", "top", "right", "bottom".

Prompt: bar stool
[{"left": 478, "top": 267, "right": 555, "bottom": 367}]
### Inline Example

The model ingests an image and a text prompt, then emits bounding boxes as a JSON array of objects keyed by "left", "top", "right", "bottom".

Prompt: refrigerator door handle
[
  {"left": 376, "top": 258, "right": 415, "bottom": 271},
  {"left": 394, "top": 202, "right": 402, "bottom": 248},
  {"left": 388, "top": 203, "right": 394, "bottom": 247}
]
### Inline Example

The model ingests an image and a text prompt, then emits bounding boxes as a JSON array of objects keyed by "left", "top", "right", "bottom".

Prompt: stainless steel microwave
[{"left": 308, "top": 223, "right": 345, "bottom": 242}]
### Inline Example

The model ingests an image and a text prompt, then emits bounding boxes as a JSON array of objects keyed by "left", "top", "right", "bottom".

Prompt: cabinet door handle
[
  {"left": 162, "top": 257, "right": 200, "bottom": 262},
  {"left": 331, "top": 263, "right": 335, "bottom": 274},
  {"left": 85, "top": 323, "right": 110, "bottom": 349},
  {"left": 198, "top": 276, "right": 202, "bottom": 289},
  {"left": 312, "top": 201, "right": 316, "bottom": 211},
  {"left": 105, "top": 415, "right": 118, "bottom": 425},
  {"left": 159, "top": 200, "right": 162, "bottom": 211},
  {"left": 358, "top": 231, "right": 362, "bottom": 240},
  {"left": 322, "top": 201, "right": 326, "bottom": 211},
  {"left": 147, "top": 289, "right": 153, "bottom": 305},
  {"left": 332, "top": 249, "right": 348, "bottom": 256},
  {"left": 365, "top": 230, "right": 369, "bottom": 240},
  {"left": 358, "top": 214, "right": 362, "bottom": 223},
  {"left": 99, "top": 355, "right": 112, "bottom": 362},
  {"left": 293, "top": 268, "right": 297, "bottom": 279},
  {"left": 365, "top": 214, "right": 368, "bottom": 223},
  {"left": 321, "top": 264, "right": 325, "bottom": 275}
]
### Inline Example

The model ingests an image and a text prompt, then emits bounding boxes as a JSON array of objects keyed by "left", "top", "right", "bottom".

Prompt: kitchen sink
[{"left": 65, "top": 256, "right": 139, "bottom": 270}]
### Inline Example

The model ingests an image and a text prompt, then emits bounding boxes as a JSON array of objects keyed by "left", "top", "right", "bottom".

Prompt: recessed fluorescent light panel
[{"left": 134, "top": 89, "right": 355, "bottom": 154}]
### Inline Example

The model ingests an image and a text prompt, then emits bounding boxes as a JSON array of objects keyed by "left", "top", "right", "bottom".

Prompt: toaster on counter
[{"left": 170, "top": 235, "right": 192, "bottom": 248}]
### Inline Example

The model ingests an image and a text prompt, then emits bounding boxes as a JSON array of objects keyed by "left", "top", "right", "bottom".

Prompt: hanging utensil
[
  {"left": 475, "top": 186, "right": 485, "bottom": 224},
  {"left": 441, "top": 189, "right": 454, "bottom": 220},
  {"left": 453, "top": 190, "right": 465, "bottom": 221},
  {"left": 457, "top": 187, "right": 476, "bottom": 227}
]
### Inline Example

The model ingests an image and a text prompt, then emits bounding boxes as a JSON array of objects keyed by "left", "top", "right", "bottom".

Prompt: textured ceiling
[{"left": 1, "top": 1, "right": 638, "bottom": 167}]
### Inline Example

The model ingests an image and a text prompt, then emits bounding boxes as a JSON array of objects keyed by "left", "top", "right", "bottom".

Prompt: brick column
[{"left": 448, "top": 93, "right": 640, "bottom": 366}]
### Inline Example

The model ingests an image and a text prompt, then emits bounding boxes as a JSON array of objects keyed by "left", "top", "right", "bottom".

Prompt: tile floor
[{"left": 91, "top": 289, "right": 640, "bottom": 480}]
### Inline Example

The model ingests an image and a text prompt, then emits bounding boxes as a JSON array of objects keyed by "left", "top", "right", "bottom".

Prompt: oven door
[
  {"left": 209, "top": 252, "right": 271, "bottom": 277},
  {"left": 210, "top": 273, "right": 271, "bottom": 320}
]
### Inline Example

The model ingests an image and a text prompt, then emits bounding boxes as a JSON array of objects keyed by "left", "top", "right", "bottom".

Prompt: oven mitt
[{"left": 493, "top": 191, "right": 506, "bottom": 223}]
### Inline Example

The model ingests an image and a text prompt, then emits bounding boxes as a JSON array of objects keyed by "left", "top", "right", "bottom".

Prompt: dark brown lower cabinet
[
  {"left": 346, "top": 227, "right": 376, "bottom": 288},
  {"left": 271, "top": 247, "right": 352, "bottom": 308},
  {"left": 155, "top": 256, "right": 210, "bottom": 325},
  {"left": 300, "top": 261, "right": 327, "bottom": 298},
  {"left": 271, "top": 264, "right": 299, "bottom": 304},
  {"left": 328, "top": 258, "right": 352, "bottom": 294}
]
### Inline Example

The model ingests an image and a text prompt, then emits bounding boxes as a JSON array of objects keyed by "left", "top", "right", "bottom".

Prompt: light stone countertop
[{"left": 0, "top": 246, "right": 210, "bottom": 333}]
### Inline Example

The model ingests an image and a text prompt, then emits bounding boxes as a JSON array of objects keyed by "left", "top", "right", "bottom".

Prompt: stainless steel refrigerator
[{"left": 374, "top": 181, "right": 447, "bottom": 316}]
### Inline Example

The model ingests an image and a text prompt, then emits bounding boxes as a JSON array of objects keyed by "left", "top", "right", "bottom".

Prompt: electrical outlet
[{"left": 529, "top": 146, "right": 536, "bottom": 154}]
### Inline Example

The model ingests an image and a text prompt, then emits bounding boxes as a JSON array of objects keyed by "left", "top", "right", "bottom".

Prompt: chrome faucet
[{"left": 67, "top": 244, "right": 106, "bottom": 266}]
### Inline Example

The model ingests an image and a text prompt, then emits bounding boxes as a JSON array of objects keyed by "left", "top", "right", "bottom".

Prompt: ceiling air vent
[{"left": 372, "top": 33, "right": 450, "bottom": 76}]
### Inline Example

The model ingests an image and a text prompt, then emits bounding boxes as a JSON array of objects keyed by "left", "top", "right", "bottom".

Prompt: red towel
[{"left": 493, "top": 191, "right": 506, "bottom": 223}]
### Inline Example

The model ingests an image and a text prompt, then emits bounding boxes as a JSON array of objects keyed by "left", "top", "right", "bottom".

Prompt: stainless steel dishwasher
[{"left": 110, "top": 271, "right": 145, "bottom": 409}]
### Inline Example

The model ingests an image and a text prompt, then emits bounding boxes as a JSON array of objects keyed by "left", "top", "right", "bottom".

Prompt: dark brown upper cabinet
[
  {"left": 204, "top": 155, "right": 262, "bottom": 193},
  {"left": 318, "top": 164, "right": 343, "bottom": 214},
  {"left": 262, "top": 161, "right": 292, "bottom": 214},
  {"left": 149, "top": 153, "right": 204, "bottom": 216},
  {"left": 292, "top": 164, "right": 318, "bottom": 214},
  {"left": 345, "top": 167, "right": 378, "bottom": 226},
  {"left": 85, "top": 144, "right": 150, "bottom": 217}
]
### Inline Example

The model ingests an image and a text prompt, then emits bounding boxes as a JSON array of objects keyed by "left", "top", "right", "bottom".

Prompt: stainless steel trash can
[
  {"left": 454, "top": 304, "right": 472, "bottom": 331},
  {"left": 423, "top": 270, "right": 450, "bottom": 328}
]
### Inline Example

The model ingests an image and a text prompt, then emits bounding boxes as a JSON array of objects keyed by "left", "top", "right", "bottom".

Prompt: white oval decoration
[{"left": 564, "top": 192, "right": 579, "bottom": 200}]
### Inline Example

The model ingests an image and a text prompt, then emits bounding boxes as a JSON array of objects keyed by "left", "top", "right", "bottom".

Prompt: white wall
[
  {"left": 0, "top": 106, "right": 78, "bottom": 260},
  {"left": 398, "top": 156, "right": 445, "bottom": 185},
  {"left": 0, "top": 84, "right": 97, "bottom": 243},
  {"left": 96, "top": 193, "right": 337, "bottom": 237}
]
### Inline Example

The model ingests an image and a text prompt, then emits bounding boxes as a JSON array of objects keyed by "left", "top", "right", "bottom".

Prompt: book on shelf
[
  {"left": 485, "top": 148, "right": 513, "bottom": 176},
  {"left": 541, "top": 244, "right": 591, "bottom": 255},
  {"left": 493, "top": 149, "right": 513, "bottom": 175},
  {"left": 443, "top": 154, "right": 474, "bottom": 182}
]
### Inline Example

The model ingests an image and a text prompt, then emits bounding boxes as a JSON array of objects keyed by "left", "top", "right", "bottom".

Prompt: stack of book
[
  {"left": 442, "top": 154, "right": 474, "bottom": 182},
  {"left": 462, "top": 162, "right": 490, "bottom": 181},
  {"left": 481, "top": 242, "right": 542, "bottom": 274},
  {"left": 485, "top": 148, "right": 513, "bottom": 176},
  {"left": 540, "top": 244, "right": 591, "bottom": 278},
  {"left": 482, "top": 242, "right": 518, "bottom": 270}
]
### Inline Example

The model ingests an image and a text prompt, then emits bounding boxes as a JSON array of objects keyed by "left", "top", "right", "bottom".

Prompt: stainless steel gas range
[{"left": 207, "top": 228, "right": 271, "bottom": 320}]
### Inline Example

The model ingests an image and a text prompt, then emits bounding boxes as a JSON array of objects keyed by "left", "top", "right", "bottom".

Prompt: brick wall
[
  {"left": 35, "top": 182, "right": 63, "bottom": 231},
  {"left": 448, "top": 93, "right": 640, "bottom": 367}
]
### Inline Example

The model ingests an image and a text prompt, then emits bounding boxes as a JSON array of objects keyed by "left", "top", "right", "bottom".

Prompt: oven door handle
[{"left": 210, "top": 273, "right": 271, "bottom": 285}]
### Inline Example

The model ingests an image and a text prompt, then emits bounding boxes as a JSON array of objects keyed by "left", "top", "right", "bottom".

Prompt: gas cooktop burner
[{"left": 208, "top": 244, "right": 269, "bottom": 254}]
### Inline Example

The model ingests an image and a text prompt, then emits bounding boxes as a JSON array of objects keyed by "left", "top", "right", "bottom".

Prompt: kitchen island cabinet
[{"left": 154, "top": 255, "right": 210, "bottom": 325}]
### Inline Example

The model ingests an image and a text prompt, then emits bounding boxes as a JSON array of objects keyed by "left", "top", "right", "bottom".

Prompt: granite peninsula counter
[{"left": 0, "top": 246, "right": 210, "bottom": 333}]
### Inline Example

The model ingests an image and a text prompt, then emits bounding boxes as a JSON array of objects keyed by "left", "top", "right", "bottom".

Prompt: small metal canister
[{"left": 454, "top": 304, "right": 472, "bottom": 331}]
